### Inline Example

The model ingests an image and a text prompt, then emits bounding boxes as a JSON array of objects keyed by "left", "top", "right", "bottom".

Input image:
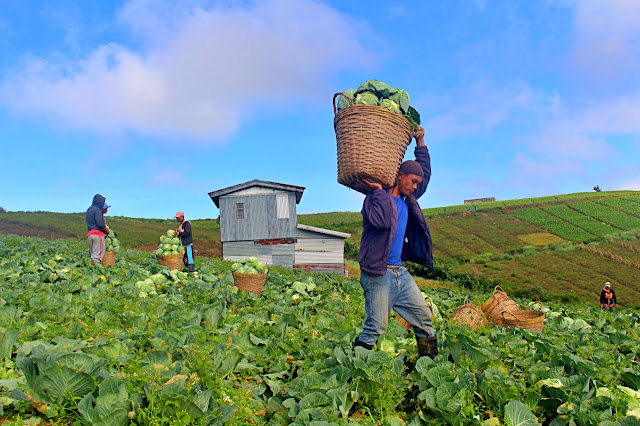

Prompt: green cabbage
[
  {"left": 355, "top": 92, "right": 379, "bottom": 106},
  {"left": 166, "top": 229, "right": 175, "bottom": 237},
  {"left": 357, "top": 80, "right": 392, "bottom": 98},
  {"left": 380, "top": 99, "right": 400, "bottom": 114},
  {"left": 389, "top": 88, "right": 410, "bottom": 113},
  {"left": 337, "top": 88, "right": 356, "bottom": 110}
]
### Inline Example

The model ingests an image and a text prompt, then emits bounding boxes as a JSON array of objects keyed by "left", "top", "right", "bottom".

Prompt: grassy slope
[{"left": 2, "top": 190, "right": 640, "bottom": 304}]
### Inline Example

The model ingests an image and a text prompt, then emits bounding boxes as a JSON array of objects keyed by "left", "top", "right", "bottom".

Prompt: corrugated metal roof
[
  {"left": 296, "top": 224, "right": 350, "bottom": 239},
  {"left": 209, "top": 179, "right": 306, "bottom": 207}
]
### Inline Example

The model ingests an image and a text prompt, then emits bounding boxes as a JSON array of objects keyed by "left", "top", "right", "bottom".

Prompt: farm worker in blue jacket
[
  {"left": 175, "top": 211, "right": 195, "bottom": 273},
  {"left": 353, "top": 126, "right": 438, "bottom": 359},
  {"left": 85, "top": 194, "right": 110, "bottom": 265}
]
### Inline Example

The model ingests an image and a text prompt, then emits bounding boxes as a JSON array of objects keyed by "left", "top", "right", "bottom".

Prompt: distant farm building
[
  {"left": 208, "top": 179, "right": 350, "bottom": 276},
  {"left": 464, "top": 197, "right": 496, "bottom": 205}
]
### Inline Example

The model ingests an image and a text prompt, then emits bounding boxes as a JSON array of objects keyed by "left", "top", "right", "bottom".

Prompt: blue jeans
[{"left": 357, "top": 267, "right": 435, "bottom": 346}]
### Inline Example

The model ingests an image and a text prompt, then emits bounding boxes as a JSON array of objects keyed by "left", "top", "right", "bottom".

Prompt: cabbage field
[{"left": 1, "top": 234, "right": 640, "bottom": 425}]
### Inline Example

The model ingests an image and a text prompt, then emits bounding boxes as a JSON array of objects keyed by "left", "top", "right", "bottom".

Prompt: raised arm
[{"left": 413, "top": 127, "right": 431, "bottom": 200}]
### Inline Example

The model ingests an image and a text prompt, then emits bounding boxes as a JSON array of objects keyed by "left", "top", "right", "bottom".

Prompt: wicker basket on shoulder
[
  {"left": 451, "top": 295, "right": 488, "bottom": 330},
  {"left": 102, "top": 251, "right": 116, "bottom": 267},
  {"left": 233, "top": 272, "right": 268, "bottom": 295},
  {"left": 501, "top": 310, "right": 545, "bottom": 333},
  {"left": 157, "top": 254, "right": 184, "bottom": 271},
  {"left": 333, "top": 93, "right": 416, "bottom": 194},
  {"left": 481, "top": 286, "right": 519, "bottom": 326}
]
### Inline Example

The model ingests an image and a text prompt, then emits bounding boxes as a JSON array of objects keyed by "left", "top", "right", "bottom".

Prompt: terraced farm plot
[
  {"left": 596, "top": 241, "right": 640, "bottom": 264},
  {"left": 532, "top": 195, "right": 560, "bottom": 204},
  {"left": 597, "top": 197, "right": 640, "bottom": 218},
  {"left": 570, "top": 200, "right": 640, "bottom": 230},
  {"left": 517, "top": 232, "right": 565, "bottom": 246},
  {"left": 443, "top": 212, "right": 532, "bottom": 251},
  {"left": 428, "top": 218, "right": 497, "bottom": 256},
  {"left": 510, "top": 207, "right": 597, "bottom": 242},
  {"left": 554, "top": 249, "right": 640, "bottom": 303},
  {"left": 541, "top": 204, "right": 619, "bottom": 236}
]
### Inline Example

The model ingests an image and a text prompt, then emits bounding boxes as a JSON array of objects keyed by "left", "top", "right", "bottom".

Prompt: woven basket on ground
[
  {"left": 333, "top": 93, "right": 416, "bottom": 194},
  {"left": 451, "top": 296, "right": 488, "bottom": 330},
  {"left": 481, "top": 286, "right": 519, "bottom": 326},
  {"left": 102, "top": 251, "right": 116, "bottom": 267},
  {"left": 233, "top": 272, "right": 268, "bottom": 295},
  {"left": 501, "top": 310, "right": 545, "bottom": 333},
  {"left": 157, "top": 254, "right": 183, "bottom": 271},
  {"left": 396, "top": 314, "right": 412, "bottom": 330},
  {"left": 395, "top": 301, "right": 435, "bottom": 331}
]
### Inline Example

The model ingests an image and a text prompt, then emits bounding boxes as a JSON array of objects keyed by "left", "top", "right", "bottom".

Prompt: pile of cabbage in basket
[
  {"left": 105, "top": 227, "right": 120, "bottom": 253},
  {"left": 232, "top": 257, "right": 268, "bottom": 274},
  {"left": 336, "top": 79, "right": 421, "bottom": 130},
  {"left": 155, "top": 229, "right": 182, "bottom": 256}
]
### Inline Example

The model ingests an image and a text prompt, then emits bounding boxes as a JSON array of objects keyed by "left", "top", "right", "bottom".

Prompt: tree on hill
[
  {"left": 593, "top": 185, "right": 602, "bottom": 192},
  {"left": 0, "top": 207, "right": 5, "bottom": 213}
]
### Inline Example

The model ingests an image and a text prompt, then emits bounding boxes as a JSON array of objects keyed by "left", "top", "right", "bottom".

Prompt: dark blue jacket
[
  {"left": 86, "top": 194, "right": 107, "bottom": 232},
  {"left": 358, "top": 146, "right": 433, "bottom": 276}
]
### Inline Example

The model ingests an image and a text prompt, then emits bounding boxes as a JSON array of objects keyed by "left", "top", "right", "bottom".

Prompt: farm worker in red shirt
[
  {"left": 175, "top": 211, "right": 195, "bottom": 273},
  {"left": 600, "top": 282, "right": 617, "bottom": 311}
]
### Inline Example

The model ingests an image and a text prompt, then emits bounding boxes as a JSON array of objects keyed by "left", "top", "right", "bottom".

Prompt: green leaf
[
  {"left": 425, "top": 366, "right": 455, "bottom": 387},
  {"left": 504, "top": 400, "right": 539, "bottom": 426},
  {"left": 40, "top": 367, "right": 96, "bottom": 403}
]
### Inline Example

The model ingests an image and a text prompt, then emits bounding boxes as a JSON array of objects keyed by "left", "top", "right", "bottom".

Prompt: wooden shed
[{"left": 208, "top": 180, "right": 350, "bottom": 276}]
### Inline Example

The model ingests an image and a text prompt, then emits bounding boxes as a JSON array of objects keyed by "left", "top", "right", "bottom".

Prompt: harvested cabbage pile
[
  {"left": 104, "top": 226, "right": 120, "bottom": 253},
  {"left": 336, "top": 79, "right": 421, "bottom": 130},
  {"left": 232, "top": 257, "right": 268, "bottom": 274},
  {"left": 155, "top": 229, "right": 182, "bottom": 256}
]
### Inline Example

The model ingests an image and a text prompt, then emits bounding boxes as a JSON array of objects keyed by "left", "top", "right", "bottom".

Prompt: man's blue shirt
[{"left": 388, "top": 196, "right": 408, "bottom": 265}]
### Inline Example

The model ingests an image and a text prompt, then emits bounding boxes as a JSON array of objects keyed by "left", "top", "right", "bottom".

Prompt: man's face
[
  {"left": 397, "top": 173, "right": 422, "bottom": 196},
  {"left": 176, "top": 215, "right": 184, "bottom": 223},
  {"left": 101, "top": 209, "right": 108, "bottom": 214}
]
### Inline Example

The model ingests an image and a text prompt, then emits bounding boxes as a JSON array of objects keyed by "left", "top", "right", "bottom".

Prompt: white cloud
[
  {"left": 615, "top": 176, "right": 640, "bottom": 191},
  {"left": 569, "top": 0, "right": 640, "bottom": 87},
  {"left": 0, "top": 0, "right": 374, "bottom": 142}
]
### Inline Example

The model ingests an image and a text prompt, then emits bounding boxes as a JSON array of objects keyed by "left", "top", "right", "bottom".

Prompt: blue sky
[{"left": 1, "top": 0, "right": 639, "bottom": 219}]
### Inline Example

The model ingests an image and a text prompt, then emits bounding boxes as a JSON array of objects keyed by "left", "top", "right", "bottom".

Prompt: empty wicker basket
[
  {"left": 501, "top": 310, "right": 545, "bottom": 333},
  {"left": 233, "top": 272, "right": 268, "bottom": 295},
  {"left": 102, "top": 251, "right": 116, "bottom": 267},
  {"left": 157, "top": 254, "right": 183, "bottom": 271},
  {"left": 451, "top": 296, "right": 488, "bottom": 330},
  {"left": 481, "top": 286, "right": 519, "bottom": 326},
  {"left": 333, "top": 93, "right": 416, "bottom": 193}
]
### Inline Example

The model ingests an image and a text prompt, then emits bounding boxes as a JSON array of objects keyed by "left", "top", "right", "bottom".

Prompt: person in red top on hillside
[
  {"left": 85, "top": 194, "right": 110, "bottom": 265},
  {"left": 600, "top": 282, "right": 617, "bottom": 311}
]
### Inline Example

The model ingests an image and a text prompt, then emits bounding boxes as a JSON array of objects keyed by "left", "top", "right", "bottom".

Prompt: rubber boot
[
  {"left": 188, "top": 264, "right": 195, "bottom": 273},
  {"left": 416, "top": 336, "right": 438, "bottom": 359},
  {"left": 353, "top": 337, "right": 373, "bottom": 350}
]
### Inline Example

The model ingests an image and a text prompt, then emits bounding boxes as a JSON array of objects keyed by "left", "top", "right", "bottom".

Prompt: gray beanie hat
[{"left": 398, "top": 160, "right": 424, "bottom": 178}]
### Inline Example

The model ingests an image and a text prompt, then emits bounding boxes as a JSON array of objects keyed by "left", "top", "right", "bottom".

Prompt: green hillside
[
  {"left": 298, "top": 191, "right": 640, "bottom": 306},
  {"left": 2, "top": 190, "right": 640, "bottom": 305}
]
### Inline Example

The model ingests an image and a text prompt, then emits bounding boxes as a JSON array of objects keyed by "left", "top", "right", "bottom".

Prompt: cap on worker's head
[
  {"left": 398, "top": 160, "right": 424, "bottom": 179},
  {"left": 175, "top": 211, "right": 184, "bottom": 218},
  {"left": 103, "top": 203, "right": 110, "bottom": 210},
  {"left": 605, "top": 282, "right": 611, "bottom": 287}
]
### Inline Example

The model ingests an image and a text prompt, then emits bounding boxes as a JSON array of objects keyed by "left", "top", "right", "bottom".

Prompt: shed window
[
  {"left": 276, "top": 193, "right": 289, "bottom": 219},
  {"left": 236, "top": 203, "right": 245, "bottom": 220}
]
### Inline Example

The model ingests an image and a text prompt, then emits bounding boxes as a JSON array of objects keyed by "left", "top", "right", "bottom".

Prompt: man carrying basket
[{"left": 353, "top": 127, "right": 438, "bottom": 359}]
